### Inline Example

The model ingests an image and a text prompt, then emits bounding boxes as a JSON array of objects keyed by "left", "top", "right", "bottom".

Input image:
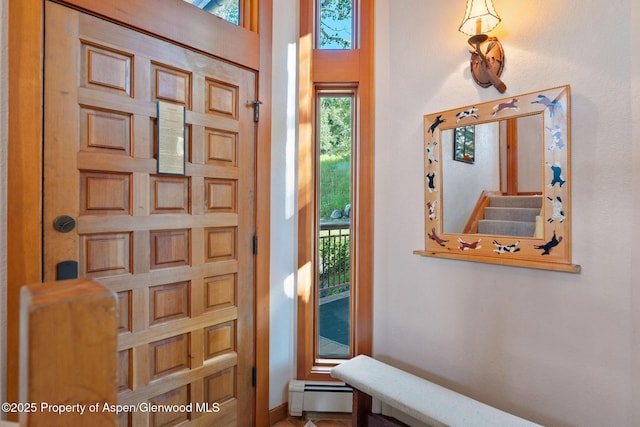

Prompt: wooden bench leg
[
  {"left": 367, "top": 413, "right": 410, "bottom": 427},
  {"left": 352, "top": 388, "right": 372, "bottom": 427}
]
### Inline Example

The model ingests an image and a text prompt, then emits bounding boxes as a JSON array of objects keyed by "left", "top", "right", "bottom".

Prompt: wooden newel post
[{"left": 20, "top": 279, "right": 118, "bottom": 426}]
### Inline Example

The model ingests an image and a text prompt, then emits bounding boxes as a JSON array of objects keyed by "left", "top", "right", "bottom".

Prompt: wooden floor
[{"left": 270, "top": 412, "right": 352, "bottom": 427}]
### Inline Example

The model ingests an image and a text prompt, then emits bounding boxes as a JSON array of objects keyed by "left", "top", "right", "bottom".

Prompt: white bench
[{"left": 331, "top": 355, "right": 543, "bottom": 427}]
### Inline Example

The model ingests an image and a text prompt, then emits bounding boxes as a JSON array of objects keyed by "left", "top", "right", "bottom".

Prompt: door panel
[{"left": 44, "top": 2, "right": 256, "bottom": 426}]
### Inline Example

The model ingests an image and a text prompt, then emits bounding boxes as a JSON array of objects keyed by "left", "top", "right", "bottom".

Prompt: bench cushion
[{"left": 331, "top": 355, "right": 542, "bottom": 427}]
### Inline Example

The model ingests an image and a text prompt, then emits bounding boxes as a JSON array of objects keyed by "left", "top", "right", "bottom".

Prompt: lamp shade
[{"left": 459, "top": 0, "right": 501, "bottom": 36}]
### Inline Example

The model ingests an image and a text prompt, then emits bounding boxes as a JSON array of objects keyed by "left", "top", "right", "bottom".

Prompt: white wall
[
  {"left": 517, "top": 115, "right": 543, "bottom": 193},
  {"left": 269, "top": 0, "right": 299, "bottom": 410},
  {"left": 630, "top": 0, "right": 640, "bottom": 425},
  {"left": 442, "top": 123, "right": 500, "bottom": 233},
  {"left": 374, "top": 1, "right": 636, "bottom": 426}
]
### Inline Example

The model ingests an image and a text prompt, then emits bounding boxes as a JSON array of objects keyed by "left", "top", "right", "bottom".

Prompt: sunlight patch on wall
[
  {"left": 285, "top": 42, "right": 298, "bottom": 220},
  {"left": 284, "top": 273, "right": 295, "bottom": 300},
  {"left": 298, "top": 262, "right": 312, "bottom": 304}
]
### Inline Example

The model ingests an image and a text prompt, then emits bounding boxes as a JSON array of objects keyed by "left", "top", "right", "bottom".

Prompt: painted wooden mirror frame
[{"left": 414, "top": 85, "right": 580, "bottom": 272}]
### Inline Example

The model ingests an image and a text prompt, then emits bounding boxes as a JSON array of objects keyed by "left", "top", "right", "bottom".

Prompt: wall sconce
[{"left": 459, "top": 0, "right": 506, "bottom": 93}]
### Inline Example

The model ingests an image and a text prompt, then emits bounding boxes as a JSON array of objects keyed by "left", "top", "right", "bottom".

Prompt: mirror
[
  {"left": 415, "top": 85, "right": 580, "bottom": 272},
  {"left": 441, "top": 114, "right": 542, "bottom": 234}
]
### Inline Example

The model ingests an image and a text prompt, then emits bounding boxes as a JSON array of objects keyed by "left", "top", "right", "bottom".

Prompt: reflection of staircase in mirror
[{"left": 464, "top": 192, "right": 543, "bottom": 237}]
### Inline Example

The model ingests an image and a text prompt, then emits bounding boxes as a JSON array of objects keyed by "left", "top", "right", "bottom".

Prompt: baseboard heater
[{"left": 288, "top": 380, "right": 353, "bottom": 416}]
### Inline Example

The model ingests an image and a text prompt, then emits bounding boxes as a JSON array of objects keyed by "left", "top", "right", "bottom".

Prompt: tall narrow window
[
  {"left": 318, "top": 0, "right": 354, "bottom": 49},
  {"left": 317, "top": 92, "right": 354, "bottom": 359},
  {"left": 298, "top": 0, "right": 372, "bottom": 381}
]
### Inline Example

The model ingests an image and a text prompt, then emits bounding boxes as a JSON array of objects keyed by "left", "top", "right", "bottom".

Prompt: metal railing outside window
[{"left": 318, "top": 221, "right": 351, "bottom": 298}]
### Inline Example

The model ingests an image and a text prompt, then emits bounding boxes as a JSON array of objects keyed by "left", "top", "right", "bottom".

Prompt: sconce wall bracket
[{"left": 468, "top": 35, "right": 506, "bottom": 93}]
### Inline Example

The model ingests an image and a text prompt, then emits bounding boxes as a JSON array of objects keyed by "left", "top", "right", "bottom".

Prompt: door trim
[{"left": 7, "top": 0, "right": 272, "bottom": 424}]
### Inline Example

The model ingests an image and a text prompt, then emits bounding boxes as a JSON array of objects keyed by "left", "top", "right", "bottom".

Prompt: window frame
[
  {"left": 315, "top": 86, "right": 357, "bottom": 363},
  {"left": 297, "top": 0, "right": 373, "bottom": 381},
  {"left": 454, "top": 125, "right": 476, "bottom": 164}
]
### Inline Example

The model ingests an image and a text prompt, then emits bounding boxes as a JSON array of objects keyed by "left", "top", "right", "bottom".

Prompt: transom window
[
  {"left": 318, "top": 0, "right": 355, "bottom": 49},
  {"left": 183, "top": 0, "right": 240, "bottom": 25}
]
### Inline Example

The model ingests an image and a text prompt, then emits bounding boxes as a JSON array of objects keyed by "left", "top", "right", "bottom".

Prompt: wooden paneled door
[{"left": 43, "top": 2, "right": 256, "bottom": 425}]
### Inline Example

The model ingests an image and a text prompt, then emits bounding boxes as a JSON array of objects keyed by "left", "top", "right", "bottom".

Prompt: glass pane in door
[{"left": 183, "top": 0, "right": 240, "bottom": 25}]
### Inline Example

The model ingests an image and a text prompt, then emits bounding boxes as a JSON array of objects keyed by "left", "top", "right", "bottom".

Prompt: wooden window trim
[{"left": 297, "top": 0, "right": 373, "bottom": 381}]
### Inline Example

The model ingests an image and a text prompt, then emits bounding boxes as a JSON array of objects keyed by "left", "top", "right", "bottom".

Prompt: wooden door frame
[{"left": 7, "top": 0, "right": 271, "bottom": 424}]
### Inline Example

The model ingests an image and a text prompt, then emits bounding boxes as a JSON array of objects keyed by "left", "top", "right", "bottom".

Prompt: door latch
[{"left": 250, "top": 100, "right": 263, "bottom": 123}]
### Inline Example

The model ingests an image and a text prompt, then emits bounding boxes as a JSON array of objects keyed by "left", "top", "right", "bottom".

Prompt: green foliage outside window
[
  {"left": 215, "top": 1, "right": 240, "bottom": 25},
  {"left": 320, "top": 97, "right": 352, "bottom": 157},
  {"left": 319, "top": 97, "right": 352, "bottom": 219}
]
